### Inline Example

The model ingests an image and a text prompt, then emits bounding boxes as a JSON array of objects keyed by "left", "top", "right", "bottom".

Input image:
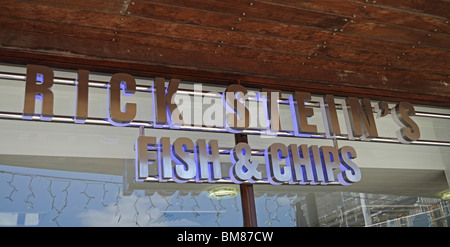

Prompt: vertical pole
[
  {"left": 240, "top": 184, "right": 258, "bottom": 227},
  {"left": 234, "top": 133, "right": 258, "bottom": 227},
  {"left": 305, "top": 193, "right": 320, "bottom": 227},
  {"left": 294, "top": 201, "right": 308, "bottom": 227},
  {"left": 359, "top": 193, "right": 373, "bottom": 226}
]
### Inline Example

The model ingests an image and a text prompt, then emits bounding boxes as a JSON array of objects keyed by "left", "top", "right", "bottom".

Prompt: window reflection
[
  {"left": 254, "top": 190, "right": 450, "bottom": 227},
  {"left": 0, "top": 165, "right": 242, "bottom": 227}
]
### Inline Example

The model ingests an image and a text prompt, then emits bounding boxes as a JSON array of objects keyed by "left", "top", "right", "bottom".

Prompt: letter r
[{"left": 23, "top": 64, "right": 54, "bottom": 120}]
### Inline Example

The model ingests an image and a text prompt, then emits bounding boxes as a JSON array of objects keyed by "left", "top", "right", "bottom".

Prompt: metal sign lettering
[
  {"left": 20, "top": 64, "right": 422, "bottom": 186},
  {"left": 135, "top": 134, "right": 361, "bottom": 186}
]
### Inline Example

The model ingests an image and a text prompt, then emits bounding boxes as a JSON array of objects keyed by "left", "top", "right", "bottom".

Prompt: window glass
[
  {"left": 252, "top": 189, "right": 450, "bottom": 227},
  {"left": 0, "top": 164, "right": 242, "bottom": 226}
]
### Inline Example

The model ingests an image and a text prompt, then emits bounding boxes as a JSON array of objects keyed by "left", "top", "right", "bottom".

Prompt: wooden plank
[
  {"left": 1, "top": 10, "right": 447, "bottom": 82},
  {"left": 0, "top": 0, "right": 121, "bottom": 29},
  {"left": 0, "top": 1, "right": 317, "bottom": 56},
  {"left": 262, "top": 0, "right": 450, "bottom": 34},
  {"left": 1, "top": 0, "right": 328, "bottom": 57},
  {"left": 0, "top": 15, "right": 317, "bottom": 71},
  {"left": 85, "top": 31, "right": 450, "bottom": 85},
  {"left": 0, "top": 15, "right": 448, "bottom": 98},
  {"left": 328, "top": 33, "right": 450, "bottom": 63},
  {"left": 261, "top": 0, "right": 363, "bottom": 17},
  {"left": 390, "top": 54, "right": 450, "bottom": 75},
  {"left": 22, "top": 0, "right": 128, "bottom": 14},
  {"left": 344, "top": 20, "right": 450, "bottom": 50},
  {"left": 117, "top": 17, "right": 320, "bottom": 55},
  {"left": 0, "top": 0, "right": 448, "bottom": 100},
  {"left": 129, "top": 1, "right": 334, "bottom": 43},
  {"left": 143, "top": 0, "right": 449, "bottom": 50},
  {"left": 356, "top": 4, "right": 450, "bottom": 34},
  {"left": 318, "top": 44, "right": 450, "bottom": 75},
  {"left": 126, "top": 2, "right": 450, "bottom": 78},
  {"left": 144, "top": 0, "right": 347, "bottom": 29},
  {"left": 128, "top": 1, "right": 450, "bottom": 73},
  {"left": 3, "top": 0, "right": 448, "bottom": 79},
  {"left": 2, "top": 17, "right": 430, "bottom": 92},
  {"left": 365, "top": 0, "right": 450, "bottom": 19},
  {"left": 129, "top": 1, "right": 450, "bottom": 59}
]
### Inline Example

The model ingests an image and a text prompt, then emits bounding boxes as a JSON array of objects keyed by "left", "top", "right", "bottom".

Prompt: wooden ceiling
[{"left": 0, "top": 0, "right": 449, "bottom": 106}]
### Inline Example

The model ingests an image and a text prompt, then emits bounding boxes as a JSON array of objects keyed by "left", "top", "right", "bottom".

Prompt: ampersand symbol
[{"left": 229, "top": 142, "right": 262, "bottom": 183}]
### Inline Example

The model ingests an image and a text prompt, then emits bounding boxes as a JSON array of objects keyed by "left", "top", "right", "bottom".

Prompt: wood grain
[{"left": 0, "top": 0, "right": 448, "bottom": 106}]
